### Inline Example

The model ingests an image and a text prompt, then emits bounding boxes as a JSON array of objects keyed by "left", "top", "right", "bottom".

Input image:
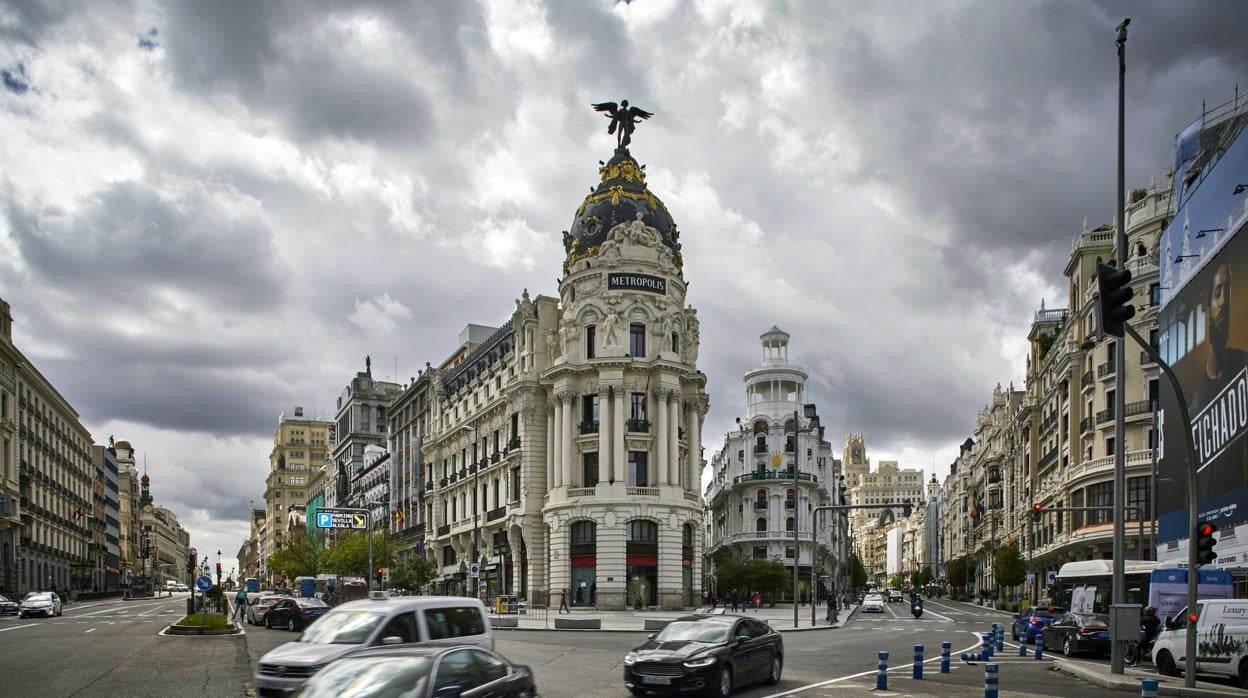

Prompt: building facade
[
  {"left": 421, "top": 144, "right": 710, "bottom": 610},
  {"left": 91, "top": 444, "right": 122, "bottom": 592},
  {"left": 333, "top": 360, "right": 401, "bottom": 511},
  {"left": 843, "top": 434, "right": 925, "bottom": 579},
  {"left": 263, "top": 408, "right": 330, "bottom": 584},
  {"left": 387, "top": 371, "right": 434, "bottom": 558},
  {"left": 0, "top": 299, "right": 19, "bottom": 595},
  {"left": 703, "top": 327, "right": 843, "bottom": 602}
]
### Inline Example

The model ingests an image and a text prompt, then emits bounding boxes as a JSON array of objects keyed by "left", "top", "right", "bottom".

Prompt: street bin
[
  {"left": 495, "top": 596, "right": 507, "bottom": 614},
  {"left": 186, "top": 598, "right": 195, "bottom": 616}
]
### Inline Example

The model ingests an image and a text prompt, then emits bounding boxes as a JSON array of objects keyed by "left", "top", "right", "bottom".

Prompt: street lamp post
[
  {"left": 461, "top": 425, "right": 480, "bottom": 599},
  {"left": 216, "top": 550, "right": 222, "bottom": 587}
]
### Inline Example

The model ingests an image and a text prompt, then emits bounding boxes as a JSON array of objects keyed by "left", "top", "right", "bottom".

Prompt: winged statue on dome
[{"left": 591, "top": 99, "right": 653, "bottom": 148}]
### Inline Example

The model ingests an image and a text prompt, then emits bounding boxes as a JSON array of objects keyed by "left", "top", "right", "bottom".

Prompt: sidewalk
[
  {"left": 1055, "top": 658, "right": 1248, "bottom": 698},
  {"left": 492, "top": 603, "right": 858, "bottom": 633}
]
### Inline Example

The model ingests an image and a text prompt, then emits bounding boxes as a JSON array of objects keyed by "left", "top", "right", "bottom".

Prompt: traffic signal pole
[
  {"left": 1122, "top": 322, "right": 1201, "bottom": 687},
  {"left": 1110, "top": 18, "right": 1130, "bottom": 675}
]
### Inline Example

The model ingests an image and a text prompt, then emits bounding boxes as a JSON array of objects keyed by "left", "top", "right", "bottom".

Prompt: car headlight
[
  {"left": 683, "top": 657, "right": 717, "bottom": 669},
  {"left": 623, "top": 653, "right": 638, "bottom": 666}
]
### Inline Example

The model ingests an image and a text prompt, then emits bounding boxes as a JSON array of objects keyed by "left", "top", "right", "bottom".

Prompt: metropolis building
[
  {"left": 421, "top": 143, "right": 710, "bottom": 610},
  {"left": 703, "top": 328, "right": 845, "bottom": 602}
]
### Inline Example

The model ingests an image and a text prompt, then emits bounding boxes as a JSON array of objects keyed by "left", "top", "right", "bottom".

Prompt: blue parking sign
[{"left": 316, "top": 512, "right": 332, "bottom": 528}]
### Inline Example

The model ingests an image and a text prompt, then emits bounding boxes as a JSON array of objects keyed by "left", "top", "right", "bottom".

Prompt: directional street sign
[
  {"left": 469, "top": 563, "right": 480, "bottom": 579},
  {"left": 313, "top": 508, "right": 370, "bottom": 530},
  {"left": 1025, "top": 573, "right": 1035, "bottom": 584},
  {"left": 196, "top": 576, "right": 212, "bottom": 592}
]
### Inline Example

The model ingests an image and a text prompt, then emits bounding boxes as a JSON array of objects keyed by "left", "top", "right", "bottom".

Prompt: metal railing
[{"left": 1097, "top": 360, "right": 1116, "bottom": 378}]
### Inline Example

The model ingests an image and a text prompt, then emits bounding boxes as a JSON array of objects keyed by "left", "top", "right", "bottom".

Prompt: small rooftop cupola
[
  {"left": 743, "top": 326, "right": 808, "bottom": 421},
  {"left": 760, "top": 326, "right": 791, "bottom": 366}
]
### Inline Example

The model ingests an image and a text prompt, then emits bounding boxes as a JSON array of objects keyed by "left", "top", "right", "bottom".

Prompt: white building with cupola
[
  {"left": 703, "top": 328, "right": 847, "bottom": 603},
  {"left": 419, "top": 143, "right": 709, "bottom": 610}
]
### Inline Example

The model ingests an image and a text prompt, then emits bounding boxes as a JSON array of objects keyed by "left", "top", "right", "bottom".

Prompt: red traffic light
[
  {"left": 1200, "top": 523, "right": 1216, "bottom": 536},
  {"left": 1189, "top": 613, "right": 1199, "bottom": 623},
  {"left": 1033, "top": 503, "right": 1042, "bottom": 511}
]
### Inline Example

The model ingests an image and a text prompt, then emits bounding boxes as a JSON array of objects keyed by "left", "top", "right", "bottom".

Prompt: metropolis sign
[
  {"left": 608, "top": 272, "right": 666, "bottom": 294},
  {"left": 315, "top": 508, "right": 369, "bottom": 530}
]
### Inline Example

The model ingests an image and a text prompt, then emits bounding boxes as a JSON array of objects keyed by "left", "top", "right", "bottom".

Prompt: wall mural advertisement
[{"left": 1157, "top": 121, "right": 1248, "bottom": 544}]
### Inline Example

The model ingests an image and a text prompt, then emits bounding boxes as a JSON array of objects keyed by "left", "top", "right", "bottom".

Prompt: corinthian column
[
  {"left": 552, "top": 401, "right": 562, "bottom": 488},
  {"left": 687, "top": 398, "right": 701, "bottom": 490},
  {"left": 562, "top": 393, "right": 575, "bottom": 488},
  {"left": 655, "top": 390, "right": 668, "bottom": 486},
  {"left": 597, "top": 391, "right": 610, "bottom": 486},
  {"left": 614, "top": 389, "right": 626, "bottom": 483},
  {"left": 668, "top": 395, "right": 680, "bottom": 488}
]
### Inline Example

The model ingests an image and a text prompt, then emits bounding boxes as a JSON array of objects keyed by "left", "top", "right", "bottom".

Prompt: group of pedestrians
[{"left": 710, "top": 590, "right": 763, "bottom": 612}]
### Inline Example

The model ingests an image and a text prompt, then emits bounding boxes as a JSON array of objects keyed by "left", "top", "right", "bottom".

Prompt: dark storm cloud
[
  {"left": 1, "top": 63, "right": 28, "bottom": 93},
  {"left": 5, "top": 179, "right": 286, "bottom": 312}
]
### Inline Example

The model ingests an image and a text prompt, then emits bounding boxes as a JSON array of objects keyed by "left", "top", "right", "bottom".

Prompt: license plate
[{"left": 641, "top": 676, "right": 672, "bottom": 685}]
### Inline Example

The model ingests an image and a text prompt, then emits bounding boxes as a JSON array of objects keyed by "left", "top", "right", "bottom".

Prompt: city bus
[{"left": 1051, "top": 560, "right": 1159, "bottom": 613}]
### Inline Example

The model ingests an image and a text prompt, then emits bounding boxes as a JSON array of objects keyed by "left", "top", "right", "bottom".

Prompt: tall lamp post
[
  {"left": 460, "top": 425, "right": 480, "bottom": 599},
  {"left": 216, "top": 550, "right": 222, "bottom": 587}
]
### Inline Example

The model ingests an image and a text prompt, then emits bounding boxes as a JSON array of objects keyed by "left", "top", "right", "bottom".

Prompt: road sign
[
  {"left": 469, "top": 563, "right": 480, "bottom": 579},
  {"left": 1046, "top": 571, "right": 1057, "bottom": 585},
  {"left": 196, "top": 576, "right": 212, "bottom": 592},
  {"left": 1025, "top": 573, "right": 1035, "bottom": 584},
  {"left": 314, "top": 508, "right": 370, "bottom": 530}
]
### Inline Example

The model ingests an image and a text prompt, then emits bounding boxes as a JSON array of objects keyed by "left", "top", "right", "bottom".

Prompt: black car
[
  {"left": 1042, "top": 612, "right": 1111, "bottom": 657},
  {"left": 623, "top": 614, "right": 783, "bottom": 697},
  {"left": 0, "top": 594, "right": 17, "bottom": 615},
  {"left": 263, "top": 597, "right": 328, "bottom": 631},
  {"left": 297, "top": 644, "right": 536, "bottom": 698}
]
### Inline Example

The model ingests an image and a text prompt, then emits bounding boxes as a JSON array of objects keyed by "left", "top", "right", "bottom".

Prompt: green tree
[
  {"left": 747, "top": 557, "right": 790, "bottom": 598},
  {"left": 714, "top": 552, "right": 749, "bottom": 595},
  {"left": 389, "top": 556, "right": 438, "bottom": 592},
  {"left": 889, "top": 574, "right": 904, "bottom": 589},
  {"left": 323, "top": 531, "right": 395, "bottom": 578},
  {"left": 849, "top": 554, "right": 867, "bottom": 590},
  {"left": 947, "top": 557, "right": 975, "bottom": 590},
  {"left": 918, "top": 566, "right": 933, "bottom": 587},
  {"left": 267, "top": 535, "right": 323, "bottom": 580},
  {"left": 993, "top": 541, "right": 1027, "bottom": 588}
]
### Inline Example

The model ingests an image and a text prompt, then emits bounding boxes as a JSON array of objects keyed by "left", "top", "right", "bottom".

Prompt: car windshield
[
  {"left": 0, "top": 594, "right": 10, "bottom": 602},
  {"left": 1033, "top": 608, "right": 1058, "bottom": 618},
  {"left": 297, "top": 656, "right": 432, "bottom": 698},
  {"left": 654, "top": 621, "right": 733, "bottom": 643},
  {"left": 299, "top": 611, "right": 384, "bottom": 645},
  {"left": 296, "top": 598, "right": 328, "bottom": 608},
  {"left": 25, "top": 594, "right": 51, "bottom": 602}
]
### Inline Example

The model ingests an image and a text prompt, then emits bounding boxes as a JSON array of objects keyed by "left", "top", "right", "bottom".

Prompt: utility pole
[
  {"left": 792, "top": 408, "right": 800, "bottom": 629},
  {"left": 1109, "top": 16, "right": 1130, "bottom": 676}
]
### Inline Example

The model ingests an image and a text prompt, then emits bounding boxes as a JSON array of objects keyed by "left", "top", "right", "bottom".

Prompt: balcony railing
[
  {"left": 1095, "top": 407, "right": 1115, "bottom": 424},
  {"left": 987, "top": 469, "right": 1002, "bottom": 484},
  {"left": 753, "top": 500, "right": 768, "bottom": 510},
  {"left": 753, "top": 444, "right": 768, "bottom": 454},
  {"left": 1124, "top": 399, "right": 1155, "bottom": 418},
  {"left": 1140, "top": 351, "right": 1157, "bottom": 366},
  {"left": 1080, "top": 416, "right": 1092, "bottom": 434},
  {"left": 627, "top": 487, "right": 659, "bottom": 496},
  {"left": 1097, "top": 360, "right": 1116, "bottom": 378},
  {"left": 436, "top": 524, "right": 451, "bottom": 536},
  {"left": 579, "top": 420, "right": 599, "bottom": 435},
  {"left": 486, "top": 506, "right": 506, "bottom": 521},
  {"left": 626, "top": 418, "right": 650, "bottom": 433},
  {"left": 733, "top": 470, "right": 816, "bottom": 484},
  {"left": 425, "top": 481, "right": 434, "bottom": 492},
  {"left": 784, "top": 499, "right": 796, "bottom": 509},
  {"left": 1081, "top": 370, "right": 1094, "bottom": 388},
  {"left": 507, "top": 436, "right": 521, "bottom": 450},
  {"left": 1039, "top": 448, "right": 1058, "bottom": 470},
  {"left": 567, "top": 488, "right": 595, "bottom": 498},
  {"left": 491, "top": 452, "right": 500, "bottom": 464}
]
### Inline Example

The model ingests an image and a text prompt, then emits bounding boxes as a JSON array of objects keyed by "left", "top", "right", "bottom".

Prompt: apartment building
[{"left": 263, "top": 408, "right": 330, "bottom": 583}]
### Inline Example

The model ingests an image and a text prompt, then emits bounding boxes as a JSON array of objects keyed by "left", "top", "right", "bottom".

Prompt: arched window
[
  {"left": 756, "top": 518, "right": 767, "bottom": 532},
  {"left": 571, "top": 521, "right": 596, "bottom": 545},
  {"left": 785, "top": 517, "right": 795, "bottom": 532},
  {"left": 752, "top": 420, "right": 768, "bottom": 434},
  {"left": 755, "top": 489, "right": 767, "bottom": 502},
  {"left": 627, "top": 520, "right": 658, "bottom": 543}
]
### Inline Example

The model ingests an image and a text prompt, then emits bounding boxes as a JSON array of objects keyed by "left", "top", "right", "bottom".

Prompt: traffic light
[
  {"left": 1032, "top": 503, "right": 1043, "bottom": 523},
  {"left": 901, "top": 499, "right": 913, "bottom": 518},
  {"left": 1095, "top": 260, "right": 1135, "bottom": 338},
  {"left": 1196, "top": 521, "right": 1218, "bottom": 565},
  {"left": 375, "top": 567, "right": 384, "bottom": 584}
]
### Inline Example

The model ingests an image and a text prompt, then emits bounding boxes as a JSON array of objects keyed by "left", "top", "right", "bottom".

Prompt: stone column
[
  {"left": 551, "top": 402, "right": 562, "bottom": 489},
  {"left": 668, "top": 395, "right": 680, "bottom": 488},
  {"left": 562, "top": 394, "right": 575, "bottom": 488},
  {"left": 614, "top": 390, "right": 626, "bottom": 483},
  {"left": 597, "top": 391, "right": 610, "bottom": 486},
  {"left": 655, "top": 390, "right": 668, "bottom": 486},
  {"left": 687, "top": 398, "right": 700, "bottom": 491},
  {"left": 596, "top": 521, "right": 627, "bottom": 610}
]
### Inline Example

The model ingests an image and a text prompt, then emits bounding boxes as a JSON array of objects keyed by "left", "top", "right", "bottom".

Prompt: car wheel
[
  {"left": 764, "top": 654, "right": 783, "bottom": 685},
  {"left": 1237, "top": 658, "right": 1248, "bottom": 689},
  {"left": 707, "top": 667, "right": 732, "bottom": 698},
  {"left": 1063, "top": 638, "right": 1076, "bottom": 657},
  {"left": 287, "top": 618, "right": 297, "bottom": 632},
  {"left": 1156, "top": 650, "right": 1178, "bottom": 677},
  {"left": 1011, "top": 627, "right": 1019, "bottom": 641},
  {"left": 264, "top": 615, "right": 272, "bottom": 629}
]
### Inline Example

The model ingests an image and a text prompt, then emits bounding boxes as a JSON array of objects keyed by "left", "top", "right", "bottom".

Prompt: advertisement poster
[{"left": 1156, "top": 121, "right": 1248, "bottom": 543}]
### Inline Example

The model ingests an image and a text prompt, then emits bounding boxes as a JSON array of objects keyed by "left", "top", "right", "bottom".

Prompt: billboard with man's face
[{"left": 1156, "top": 124, "right": 1248, "bottom": 543}]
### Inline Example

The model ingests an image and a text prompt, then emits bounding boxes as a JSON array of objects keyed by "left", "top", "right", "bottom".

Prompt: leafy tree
[
  {"left": 750, "top": 557, "right": 790, "bottom": 597},
  {"left": 918, "top": 566, "right": 933, "bottom": 587},
  {"left": 389, "top": 556, "right": 438, "bottom": 592},
  {"left": 994, "top": 541, "right": 1027, "bottom": 589},
  {"left": 714, "top": 552, "right": 749, "bottom": 595},
  {"left": 267, "top": 535, "right": 323, "bottom": 580},
  {"left": 849, "top": 554, "right": 867, "bottom": 590},
  {"left": 947, "top": 557, "right": 975, "bottom": 590},
  {"left": 323, "top": 531, "right": 395, "bottom": 578},
  {"left": 889, "top": 574, "right": 904, "bottom": 589}
]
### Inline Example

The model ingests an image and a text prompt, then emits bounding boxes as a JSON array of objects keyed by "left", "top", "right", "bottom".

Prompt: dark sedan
[
  {"left": 297, "top": 644, "right": 536, "bottom": 698},
  {"left": 1011, "top": 605, "right": 1064, "bottom": 642},
  {"left": 0, "top": 593, "right": 18, "bottom": 615},
  {"left": 263, "top": 597, "right": 328, "bottom": 631},
  {"left": 623, "top": 614, "right": 783, "bottom": 698},
  {"left": 1042, "top": 613, "right": 1110, "bottom": 657}
]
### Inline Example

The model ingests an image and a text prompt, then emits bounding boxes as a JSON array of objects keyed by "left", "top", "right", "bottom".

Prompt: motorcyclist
[
  {"left": 1135, "top": 606, "right": 1161, "bottom": 663},
  {"left": 911, "top": 593, "right": 923, "bottom": 617}
]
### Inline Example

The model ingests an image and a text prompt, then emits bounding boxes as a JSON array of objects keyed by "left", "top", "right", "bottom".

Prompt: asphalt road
[{"left": 0, "top": 592, "right": 251, "bottom": 698}]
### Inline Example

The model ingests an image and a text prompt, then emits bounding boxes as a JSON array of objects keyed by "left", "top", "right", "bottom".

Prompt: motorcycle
[
  {"left": 911, "top": 604, "right": 923, "bottom": 619},
  {"left": 1124, "top": 625, "right": 1157, "bottom": 667}
]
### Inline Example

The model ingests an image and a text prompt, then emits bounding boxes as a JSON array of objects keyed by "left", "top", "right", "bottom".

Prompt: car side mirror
[
  {"left": 647, "top": 633, "right": 656, "bottom": 640},
  {"left": 435, "top": 687, "right": 463, "bottom": 698},
  {"left": 381, "top": 636, "right": 404, "bottom": 646},
  {"left": 735, "top": 634, "right": 749, "bottom": 646},
  {"left": 1164, "top": 617, "right": 1174, "bottom": 630}
]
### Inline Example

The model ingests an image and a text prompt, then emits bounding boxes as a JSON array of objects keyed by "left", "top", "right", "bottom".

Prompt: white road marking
[
  {"left": 882, "top": 602, "right": 900, "bottom": 619},
  {"left": 762, "top": 638, "right": 983, "bottom": 696},
  {"left": 85, "top": 628, "right": 95, "bottom": 633},
  {"left": 0, "top": 623, "right": 37, "bottom": 633}
]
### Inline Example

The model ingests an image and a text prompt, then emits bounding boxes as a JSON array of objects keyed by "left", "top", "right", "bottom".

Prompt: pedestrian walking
[
  {"left": 233, "top": 587, "right": 249, "bottom": 622},
  {"left": 558, "top": 588, "right": 570, "bottom": 614},
  {"left": 753, "top": 591, "right": 761, "bottom": 611}
]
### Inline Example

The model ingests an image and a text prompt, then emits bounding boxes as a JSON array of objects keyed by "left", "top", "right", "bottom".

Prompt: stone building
[
  {"left": 703, "top": 327, "right": 844, "bottom": 602},
  {"left": 263, "top": 409, "right": 330, "bottom": 585},
  {"left": 420, "top": 144, "right": 710, "bottom": 610},
  {"left": 387, "top": 371, "right": 434, "bottom": 558},
  {"left": 843, "top": 434, "right": 925, "bottom": 576},
  {"left": 334, "top": 360, "right": 401, "bottom": 509}
]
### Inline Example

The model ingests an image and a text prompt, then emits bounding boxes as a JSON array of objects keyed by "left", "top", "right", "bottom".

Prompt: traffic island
[{"left": 165, "top": 613, "right": 241, "bottom": 636}]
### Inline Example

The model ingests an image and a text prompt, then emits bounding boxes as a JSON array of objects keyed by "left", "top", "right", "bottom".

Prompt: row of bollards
[{"left": 877, "top": 621, "right": 1053, "bottom": 696}]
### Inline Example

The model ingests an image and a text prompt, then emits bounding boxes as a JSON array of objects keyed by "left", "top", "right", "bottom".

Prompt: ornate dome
[{"left": 564, "top": 147, "right": 680, "bottom": 265}]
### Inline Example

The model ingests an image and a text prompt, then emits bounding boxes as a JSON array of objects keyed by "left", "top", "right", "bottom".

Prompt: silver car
[
  {"left": 254, "top": 596, "right": 493, "bottom": 697},
  {"left": 19, "top": 592, "right": 62, "bottom": 618}
]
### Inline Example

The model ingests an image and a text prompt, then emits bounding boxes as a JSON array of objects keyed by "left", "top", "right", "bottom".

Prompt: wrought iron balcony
[
  {"left": 579, "top": 420, "right": 599, "bottom": 435},
  {"left": 753, "top": 500, "right": 768, "bottom": 510},
  {"left": 508, "top": 436, "right": 521, "bottom": 450},
  {"left": 626, "top": 418, "right": 650, "bottom": 433},
  {"left": 491, "top": 452, "right": 500, "bottom": 464},
  {"left": 1095, "top": 407, "right": 1115, "bottom": 424},
  {"left": 1080, "top": 416, "right": 1092, "bottom": 434},
  {"left": 436, "top": 524, "right": 451, "bottom": 536},
  {"left": 987, "top": 469, "right": 1002, "bottom": 484},
  {"left": 486, "top": 506, "right": 506, "bottom": 522},
  {"left": 426, "top": 481, "right": 435, "bottom": 492},
  {"left": 784, "top": 498, "right": 796, "bottom": 509},
  {"left": 753, "top": 444, "right": 768, "bottom": 454},
  {"left": 1097, "top": 360, "right": 1116, "bottom": 378},
  {"left": 733, "top": 470, "right": 816, "bottom": 484},
  {"left": 1124, "top": 399, "right": 1155, "bottom": 418}
]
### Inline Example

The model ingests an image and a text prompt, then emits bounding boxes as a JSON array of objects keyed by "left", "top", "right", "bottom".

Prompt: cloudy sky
[{"left": 2, "top": 0, "right": 1245, "bottom": 575}]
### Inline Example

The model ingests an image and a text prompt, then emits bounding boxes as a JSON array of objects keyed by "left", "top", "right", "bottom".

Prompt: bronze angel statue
[{"left": 591, "top": 99, "right": 653, "bottom": 148}]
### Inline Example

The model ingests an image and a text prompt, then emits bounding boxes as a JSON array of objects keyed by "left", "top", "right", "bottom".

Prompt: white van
[
  {"left": 1152, "top": 598, "right": 1248, "bottom": 687},
  {"left": 253, "top": 595, "right": 493, "bottom": 697}
]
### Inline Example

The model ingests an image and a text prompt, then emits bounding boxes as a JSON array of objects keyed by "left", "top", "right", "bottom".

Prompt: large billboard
[{"left": 1157, "top": 120, "right": 1248, "bottom": 543}]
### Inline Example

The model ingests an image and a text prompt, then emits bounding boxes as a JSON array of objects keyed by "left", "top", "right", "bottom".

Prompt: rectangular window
[
  {"left": 511, "top": 467, "right": 521, "bottom": 502},
  {"left": 1106, "top": 436, "right": 1116, "bottom": 457},
  {"left": 582, "top": 394, "right": 599, "bottom": 424},
  {"left": 1086, "top": 482, "right": 1113, "bottom": 525},
  {"left": 630, "top": 393, "right": 647, "bottom": 420},
  {"left": 585, "top": 325, "right": 596, "bottom": 359},
  {"left": 629, "top": 323, "right": 646, "bottom": 357},
  {"left": 628, "top": 451, "right": 649, "bottom": 487},
  {"left": 752, "top": 546, "right": 767, "bottom": 560},
  {"left": 582, "top": 452, "right": 599, "bottom": 488},
  {"left": 1128, "top": 475, "right": 1151, "bottom": 520}
]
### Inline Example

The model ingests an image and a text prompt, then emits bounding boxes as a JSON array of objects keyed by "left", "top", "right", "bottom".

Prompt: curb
[{"left": 1054, "top": 659, "right": 1248, "bottom": 698}]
